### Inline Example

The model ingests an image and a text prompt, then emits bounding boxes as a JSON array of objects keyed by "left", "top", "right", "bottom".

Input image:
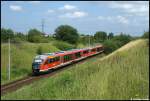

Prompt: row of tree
[
  {"left": 1, "top": 25, "right": 149, "bottom": 54},
  {"left": 1, "top": 25, "right": 149, "bottom": 44},
  {"left": 1, "top": 28, "right": 52, "bottom": 43}
]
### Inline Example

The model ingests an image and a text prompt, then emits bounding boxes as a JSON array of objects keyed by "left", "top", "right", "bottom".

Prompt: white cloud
[
  {"left": 97, "top": 16, "right": 104, "bottom": 20},
  {"left": 98, "top": 16, "right": 112, "bottom": 21},
  {"left": 9, "top": 5, "right": 23, "bottom": 11},
  {"left": 117, "top": 15, "right": 129, "bottom": 24},
  {"left": 110, "top": 1, "right": 149, "bottom": 16},
  {"left": 47, "top": 9, "right": 55, "bottom": 13},
  {"left": 59, "top": 11, "right": 88, "bottom": 18},
  {"left": 28, "top": 1, "right": 41, "bottom": 4},
  {"left": 88, "top": 1, "right": 149, "bottom": 16},
  {"left": 14, "top": 1, "right": 24, "bottom": 3},
  {"left": 73, "top": 11, "right": 88, "bottom": 17},
  {"left": 98, "top": 15, "right": 129, "bottom": 24},
  {"left": 15, "top": 1, "right": 41, "bottom": 4},
  {"left": 59, "top": 4, "right": 77, "bottom": 10}
]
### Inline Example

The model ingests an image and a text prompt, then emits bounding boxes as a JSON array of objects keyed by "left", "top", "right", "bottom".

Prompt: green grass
[
  {"left": 1, "top": 42, "right": 60, "bottom": 84},
  {"left": 1, "top": 40, "right": 88, "bottom": 84},
  {"left": 52, "top": 40, "right": 75, "bottom": 51},
  {"left": 1, "top": 39, "right": 149, "bottom": 100},
  {"left": 1, "top": 40, "right": 86, "bottom": 84}
]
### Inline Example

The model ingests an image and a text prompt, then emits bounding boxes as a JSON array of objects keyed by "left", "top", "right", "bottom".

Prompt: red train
[{"left": 32, "top": 45, "right": 104, "bottom": 74}]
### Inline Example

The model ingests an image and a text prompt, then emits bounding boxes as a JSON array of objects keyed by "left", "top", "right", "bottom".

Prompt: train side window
[
  {"left": 44, "top": 58, "right": 55, "bottom": 64},
  {"left": 68, "top": 55, "right": 72, "bottom": 60},
  {"left": 75, "top": 52, "right": 81, "bottom": 58},
  {"left": 52, "top": 58, "right": 55, "bottom": 62},
  {"left": 64, "top": 55, "right": 67, "bottom": 62},
  {"left": 55, "top": 56, "right": 60, "bottom": 61},
  {"left": 48, "top": 58, "right": 53, "bottom": 63},
  {"left": 83, "top": 50, "right": 89, "bottom": 54},
  {"left": 97, "top": 48, "right": 100, "bottom": 52},
  {"left": 64, "top": 55, "right": 72, "bottom": 62},
  {"left": 92, "top": 48, "right": 96, "bottom": 52}
]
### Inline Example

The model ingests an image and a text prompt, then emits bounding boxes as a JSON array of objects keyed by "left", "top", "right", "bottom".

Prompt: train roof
[
  {"left": 33, "top": 45, "right": 103, "bottom": 60},
  {"left": 42, "top": 53, "right": 55, "bottom": 56},
  {"left": 54, "top": 49, "right": 83, "bottom": 56}
]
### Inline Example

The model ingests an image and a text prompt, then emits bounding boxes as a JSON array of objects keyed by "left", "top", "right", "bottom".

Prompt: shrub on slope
[
  {"left": 2, "top": 39, "right": 149, "bottom": 100},
  {"left": 1, "top": 42, "right": 59, "bottom": 84}
]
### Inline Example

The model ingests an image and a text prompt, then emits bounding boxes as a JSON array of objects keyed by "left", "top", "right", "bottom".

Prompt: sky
[{"left": 1, "top": 1, "right": 149, "bottom": 36}]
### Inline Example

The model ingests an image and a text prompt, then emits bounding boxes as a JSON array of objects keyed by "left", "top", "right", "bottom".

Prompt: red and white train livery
[{"left": 32, "top": 45, "right": 104, "bottom": 74}]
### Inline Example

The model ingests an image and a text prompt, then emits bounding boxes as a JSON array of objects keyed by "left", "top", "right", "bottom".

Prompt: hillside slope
[
  {"left": 2, "top": 39, "right": 149, "bottom": 100},
  {"left": 1, "top": 42, "right": 60, "bottom": 84}
]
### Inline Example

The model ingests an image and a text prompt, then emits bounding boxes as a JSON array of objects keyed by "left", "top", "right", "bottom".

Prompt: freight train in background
[{"left": 32, "top": 45, "right": 104, "bottom": 75}]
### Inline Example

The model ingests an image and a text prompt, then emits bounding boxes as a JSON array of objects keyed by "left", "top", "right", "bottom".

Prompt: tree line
[{"left": 1, "top": 25, "right": 149, "bottom": 54}]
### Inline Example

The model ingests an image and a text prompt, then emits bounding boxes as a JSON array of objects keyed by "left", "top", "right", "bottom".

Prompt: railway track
[{"left": 1, "top": 52, "right": 104, "bottom": 96}]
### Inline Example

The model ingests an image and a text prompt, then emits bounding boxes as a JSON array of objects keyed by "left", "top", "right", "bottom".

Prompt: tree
[
  {"left": 108, "top": 32, "right": 114, "bottom": 39},
  {"left": 103, "top": 39, "right": 119, "bottom": 54},
  {"left": 1, "top": 28, "right": 14, "bottom": 42},
  {"left": 142, "top": 31, "right": 149, "bottom": 39},
  {"left": 15, "top": 32, "right": 27, "bottom": 41},
  {"left": 113, "top": 33, "right": 132, "bottom": 47},
  {"left": 54, "top": 25, "right": 79, "bottom": 44},
  {"left": 94, "top": 31, "right": 107, "bottom": 42},
  {"left": 103, "top": 33, "right": 132, "bottom": 54},
  {"left": 27, "top": 29, "right": 43, "bottom": 43}
]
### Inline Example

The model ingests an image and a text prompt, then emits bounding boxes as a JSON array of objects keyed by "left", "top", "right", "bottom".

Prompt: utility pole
[
  {"left": 8, "top": 38, "right": 10, "bottom": 80},
  {"left": 41, "top": 19, "right": 45, "bottom": 34},
  {"left": 89, "top": 34, "right": 90, "bottom": 47}
]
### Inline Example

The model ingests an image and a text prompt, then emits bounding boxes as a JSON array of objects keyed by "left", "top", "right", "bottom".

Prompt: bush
[
  {"left": 142, "top": 31, "right": 149, "bottom": 39},
  {"left": 11, "top": 37, "right": 24, "bottom": 43},
  {"left": 53, "top": 41, "right": 75, "bottom": 51},
  {"left": 112, "top": 34, "right": 132, "bottom": 47},
  {"left": 37, "top": 46, "right": 43, "bottom": 55},
  {"left": 103, "top": 40, "right": 119, "bottom": 54},
  {"left": 103, "top": 34, "right": 132, "bottom": 54}
]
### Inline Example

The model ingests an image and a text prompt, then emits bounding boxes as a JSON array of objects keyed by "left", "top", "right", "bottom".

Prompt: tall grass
[
  {"left": 1, "top": 42, "right": 60, "bottom": 84},
  {"left": 1, "top": 40, "right": 86, "bottom": 84},
  {"left": 1, "top": 39, "right": 149, "bottom": 100}
]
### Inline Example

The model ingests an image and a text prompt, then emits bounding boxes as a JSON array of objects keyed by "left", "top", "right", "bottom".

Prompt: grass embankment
[
  {"left": 1, "top": 41, "right": 86, "bottom": 84},
  {"left": 1, "top": 39, "right": 149, "bottom": 100},
  {"left": 1, "top": 42, "right": 60, "bottom": 84}
]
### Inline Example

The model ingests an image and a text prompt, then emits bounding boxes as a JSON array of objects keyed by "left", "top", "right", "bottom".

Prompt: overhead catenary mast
[
  {"left": 41, "top": 19, "right": 45, "bottom": 34},
  {"left": 89, "top": 34, "right": 90, "bottom": 47},
  {"left": 8, "top": 38, "right": 10, "bottom": 80}
]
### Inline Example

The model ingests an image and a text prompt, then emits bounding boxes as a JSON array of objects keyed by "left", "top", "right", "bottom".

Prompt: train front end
[{"left": 32, "top": 55, "right": 47, "bottom": 75}]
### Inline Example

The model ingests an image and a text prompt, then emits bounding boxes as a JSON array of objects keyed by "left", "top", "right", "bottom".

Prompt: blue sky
[{"left": 1, "top": 1, "right": 149, "bottom": 36}]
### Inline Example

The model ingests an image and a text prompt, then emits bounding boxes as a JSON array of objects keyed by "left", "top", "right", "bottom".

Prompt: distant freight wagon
[{"left": 32, "top": 45, "right": 104, "bottom": 75}]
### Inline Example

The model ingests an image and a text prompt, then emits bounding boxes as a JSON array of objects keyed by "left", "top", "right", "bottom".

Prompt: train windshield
[
  {"left": 33, "top": 55, "right": 47, "bottom": 64},
  {"left": 34, "top": 59, "right": 43, "bottom": 64}
]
